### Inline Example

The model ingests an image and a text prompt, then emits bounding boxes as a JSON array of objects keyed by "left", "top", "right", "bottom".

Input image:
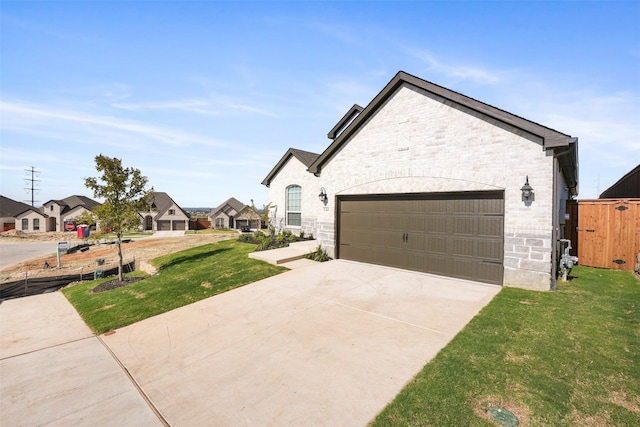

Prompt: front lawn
[
  {"left": 62, "top": 239, "right": 286, "bottom": 334},
  {"left": 371, "top": 266, "right": 640, "bottom": 426}
]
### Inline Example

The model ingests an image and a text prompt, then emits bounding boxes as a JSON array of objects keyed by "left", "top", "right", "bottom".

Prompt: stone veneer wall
[{"left": 268, "top": 83, "right": 562, "bottom": 290}]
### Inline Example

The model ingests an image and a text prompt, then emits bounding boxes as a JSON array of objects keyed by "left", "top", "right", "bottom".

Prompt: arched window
[{"left": 286, "top": 185, "right": 302, "bottom": 226}]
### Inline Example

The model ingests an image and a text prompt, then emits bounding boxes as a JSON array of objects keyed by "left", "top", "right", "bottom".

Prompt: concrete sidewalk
[{"left": 0, "top": 293, "right": 164, "bottom": 426}]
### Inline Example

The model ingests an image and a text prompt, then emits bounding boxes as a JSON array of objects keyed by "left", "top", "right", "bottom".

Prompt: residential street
[{"left": 0, "top": 241, "right": 59, "bottom": 271}]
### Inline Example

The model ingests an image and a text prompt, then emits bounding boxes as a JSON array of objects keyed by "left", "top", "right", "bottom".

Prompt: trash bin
[{"left": 83, "top": 226, "right": 90, "bottom": 238}]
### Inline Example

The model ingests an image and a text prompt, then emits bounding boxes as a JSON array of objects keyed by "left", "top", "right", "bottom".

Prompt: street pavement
[{"left": 0, "top": 241, "right": 60, "bottom": 270}]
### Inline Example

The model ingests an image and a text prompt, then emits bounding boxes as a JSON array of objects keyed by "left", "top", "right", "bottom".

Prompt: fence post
[{"left": 24, "top": 271, "right": 28, "bottom": 297}]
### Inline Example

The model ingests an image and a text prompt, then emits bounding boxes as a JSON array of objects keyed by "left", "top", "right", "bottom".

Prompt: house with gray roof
[
  {"left": 209, "top": 197, "right": 263, "bottom": 230},
  {"left": 262, "top": 71, "right": 579, "bottom": 291},
  {"left": 10, "top": 194, "right": 101, "bottom": 233},
  {"left": 139, "top": 192, "right": 190, "bottom": 232}
]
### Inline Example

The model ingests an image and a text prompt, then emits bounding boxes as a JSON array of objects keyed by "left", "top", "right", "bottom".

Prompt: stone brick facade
[{"left": 265, "top": 74, "right": 577, "bottom": 291}]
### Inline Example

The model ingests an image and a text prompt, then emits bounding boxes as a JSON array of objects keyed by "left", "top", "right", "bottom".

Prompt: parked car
[{"left": 240, "top": 225, "right": 251, "bottom": 233}]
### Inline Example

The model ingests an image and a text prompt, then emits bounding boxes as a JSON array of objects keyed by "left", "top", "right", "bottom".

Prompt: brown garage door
[
  {"left": 157, "top": 220, "right": 171, "bottom": 231},
  {"left": 172, "top": 220, "right": 185, "bottom": 231},
  {"left": 337, "top": 192, "right": 504, "bottom": 285}
]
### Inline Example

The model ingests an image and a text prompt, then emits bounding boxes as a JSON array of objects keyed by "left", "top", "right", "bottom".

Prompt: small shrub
[
  {"left": 237, "top": 234, "right": 255, "bottom": 243},
  {"left": 309, "top": 233, "right": 314, "bottom": 239},
  {"left": 305, "top": 245, "right": 331, "bottom": 262},
  {"left": 299, "top": 231, "right": 305, "bottom": 239}
]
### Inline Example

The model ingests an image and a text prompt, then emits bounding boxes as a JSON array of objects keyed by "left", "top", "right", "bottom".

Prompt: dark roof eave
[
  {"left": 261, "top": 148, "right": 320, "bottom": 187},
  {"left": 309, "top": 71, "right": 575, "bottom": 175}
]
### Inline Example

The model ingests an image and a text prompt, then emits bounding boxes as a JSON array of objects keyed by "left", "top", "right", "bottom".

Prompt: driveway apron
[{"left": 102, "top": 260, "right": 500, "bottom": 426}]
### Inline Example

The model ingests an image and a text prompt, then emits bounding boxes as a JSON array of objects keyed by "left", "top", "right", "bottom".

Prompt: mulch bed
[{"left": 92, "top": 277, "right": 145, "bottom": 293}]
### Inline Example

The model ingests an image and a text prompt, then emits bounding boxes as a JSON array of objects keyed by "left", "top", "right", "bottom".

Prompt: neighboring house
[
  {"left": 15, "top": 208, "right": 49, "bottom": 233},
  {"left": 209, "top": 197, "right": 262, "bottom": 230},
  {"left": 599, "top": 164, "right": 640, "bottom": 199},
  {"left": 235, "top": 205, "right": 263, "bottom": 230},
  {"left": 139, "top": 192, "right": 190, "bottom": 231},
  {"left": 13, "top": 195, "right": 100, "bottom": 233},
  {"left": 0, "top": 195, "right": 32, "bottom": 231},
  {"left": 262, "top": 71, "right": 579, "bottom": 291},
  {"left": 41, "top": 195, "right": 101, "bottom": 232}
]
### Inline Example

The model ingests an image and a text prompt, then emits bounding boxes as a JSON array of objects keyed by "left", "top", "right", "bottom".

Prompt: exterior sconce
[
  {"left": 521, "top": 176, "right": 534, "bottom": 202},
  {"left": 318, "top": 187, "right": 328, "bottom": 204}
]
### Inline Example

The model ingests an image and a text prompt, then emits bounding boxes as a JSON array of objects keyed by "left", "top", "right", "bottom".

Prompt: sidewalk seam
[{"left": 97, "top": 335, "right": 170, "bottom": 427}]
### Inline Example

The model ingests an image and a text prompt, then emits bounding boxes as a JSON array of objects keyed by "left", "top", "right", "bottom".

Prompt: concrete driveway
[{"left": 102, "top": 260, "right": 500, "bottom": 426}]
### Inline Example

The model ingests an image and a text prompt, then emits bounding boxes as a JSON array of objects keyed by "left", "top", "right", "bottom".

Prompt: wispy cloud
[
  {"left": 112, "top": 97, "right": 278, "bottom": 118},
  {"left": 0, "top": 100, "right": 227, "bottom": 148},
  {"left": 404, "top": 48, "right": 502, "bottom": 85},
  {"left": 112, "top": 99, "right": 222, "bottom": 117}
]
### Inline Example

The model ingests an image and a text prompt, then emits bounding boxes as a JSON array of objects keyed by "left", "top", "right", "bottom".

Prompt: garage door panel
[
  {"left": 452, "top": 217, "right": 475, "bottom": 236},
  {"left": 426, "top": 216, "right": 448, "bottom": 233},
  {"left": 452, "top": 238, "right": 475, "bottom": 257},
  {"left": 157, "top": 220, "right": 171, "bottom": 231},
  {"left": 478, "top": 239, "right": 502, "bottom": 262},
  {"left": 425, "top": 235, "right": 448, "bottom": 254},
  {"left": 338, "top": 192, "right": 504, "bottom": 285}
]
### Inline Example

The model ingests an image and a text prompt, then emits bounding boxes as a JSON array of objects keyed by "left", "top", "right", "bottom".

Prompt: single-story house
[
  {"left": 41, "top": 195, "right": 101, "bottom": 232},
  {"left": 13, "top": 195, "right": 101, "bottom": 233},
  {"left": 262, "top": 71, "right": 579, "bottom": 291},
  {"left": 209, "top": 197, "right": 262, "bottom": 230},
  {"left": 139, "top": 192, "right": 190, "bottom": 231},
  {"left": 0, "top": 196, "right": 32, "bottom": 231},
  {"left": 15, "top": 208, "right": 49, "bottom": 233}
]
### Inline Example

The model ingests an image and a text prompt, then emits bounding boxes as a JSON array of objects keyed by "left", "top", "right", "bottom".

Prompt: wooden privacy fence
[
  {"left": 189, "top": 218, "right": 211, "bottom": 230},
  {"left": 576, "top": 199, "right": 640, "bottom": 271}
]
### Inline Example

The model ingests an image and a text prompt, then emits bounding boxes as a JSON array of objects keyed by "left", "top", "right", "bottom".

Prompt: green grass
[
  {"left": 184, "top": 229, "right": 236, "bottom": 235},
  {"left": 62, "top": 239, "right": 286, "bottom": 334},
  {"left": 371, "top": 266, "right": 640, "bottom": 426}
]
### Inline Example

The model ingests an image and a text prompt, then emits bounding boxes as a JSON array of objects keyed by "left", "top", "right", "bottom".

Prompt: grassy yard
[
  {"left": 63, "top": 239, "right": 286, "bottom": 334},
  {"left": 371, "top": 266, "right": 639, "bottom": 427}
]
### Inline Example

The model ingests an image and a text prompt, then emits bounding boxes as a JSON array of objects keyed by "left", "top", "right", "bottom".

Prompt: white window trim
[{"left": 286, "top": 185, "right": 302, "bottom": 227}]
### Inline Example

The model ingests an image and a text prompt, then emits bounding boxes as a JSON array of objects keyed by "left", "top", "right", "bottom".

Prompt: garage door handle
[{"left": 402, "top": 233, "right": 408, "bottom": 243}]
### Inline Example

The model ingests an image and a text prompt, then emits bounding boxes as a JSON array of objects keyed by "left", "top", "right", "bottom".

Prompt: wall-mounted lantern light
[
  {"left": 521, "top": 176, "right": 534, "bottom": 202},
  {"left": 318, "top": 187, "right": 328, "bottom": 204}
]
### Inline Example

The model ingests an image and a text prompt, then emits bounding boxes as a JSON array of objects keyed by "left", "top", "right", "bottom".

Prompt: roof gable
[
  {"left": 148, "top": 192, "right": 189, "bottom": 218},
  {"left": 211, "top": 197, "right": 246, "bottom": 217},
  {"left": 261, "top": 148, "right": 320, "bottom": 187},
  {"left": 15, "top": 207, "right": 48, "bottom": 219},
  {"left": 309, "top": 71, "right": 575, "bottom": 174}
]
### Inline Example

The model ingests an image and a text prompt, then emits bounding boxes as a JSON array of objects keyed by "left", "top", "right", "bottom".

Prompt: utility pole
[{"left": 24, "top": 166, "right": 41, "bottom": 207}]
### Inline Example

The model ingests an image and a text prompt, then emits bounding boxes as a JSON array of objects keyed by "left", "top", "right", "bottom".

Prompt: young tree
[
  {"left": 85, "top": 154, "right": 153, "bottom": 281},
  {"left": 75, "top": 210, "right": 98, "bottom": 231}
]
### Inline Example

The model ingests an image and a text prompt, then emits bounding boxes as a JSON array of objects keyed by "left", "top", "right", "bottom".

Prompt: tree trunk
[{"left": 117, "top": 236, "right": 124, "bottom": 281}]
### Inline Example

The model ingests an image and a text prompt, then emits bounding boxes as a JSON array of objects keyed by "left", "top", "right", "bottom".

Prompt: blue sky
[{"left": 1, "top": 1, "right": 638, "bottom": 208}]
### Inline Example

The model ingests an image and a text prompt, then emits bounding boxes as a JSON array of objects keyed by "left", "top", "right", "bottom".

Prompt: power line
[{"left": 24, "top": 166, "right": 41, "bottom": 207}]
